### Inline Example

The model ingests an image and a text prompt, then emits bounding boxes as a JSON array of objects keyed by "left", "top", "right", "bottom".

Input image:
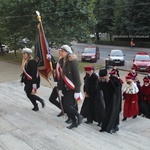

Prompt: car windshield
[
  {"left": 135, "top": 55, "right": 150, "bottom": 61},
  {"left": 110, "top": 50, "right": 123, "bottom": 56},
  {"left": 84, "top": 48, "right": 96, "bottom": 53}
]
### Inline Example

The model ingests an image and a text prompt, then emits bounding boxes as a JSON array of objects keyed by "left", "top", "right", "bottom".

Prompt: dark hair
[{"left": 99, "top": 69, "right": 107, "bottom": 77}]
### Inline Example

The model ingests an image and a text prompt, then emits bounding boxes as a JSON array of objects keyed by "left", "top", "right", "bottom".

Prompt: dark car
[
  {"left": 81, "top": 46, "right": 100, "bottom": 62},
  {"left": 133, "top": 52, "right": 150, "bottom": 72},
  {"left": 108, "top": 49, "right": 125, "bottom": 66}
]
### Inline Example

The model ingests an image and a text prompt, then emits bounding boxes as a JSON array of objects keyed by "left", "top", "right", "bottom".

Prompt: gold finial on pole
[{"left": 36, "top": 11, "right": 41, "bottom": 22}]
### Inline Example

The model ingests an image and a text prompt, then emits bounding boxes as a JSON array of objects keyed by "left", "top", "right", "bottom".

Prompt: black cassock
[
  {"left": 99, "top": 75, "right": 122, "bottom": 133},
  {"left": 80, "top": 73, "right": 90, "bottom": 118},
  {"left": 81, "top": 73, "right": 105, "bottom": 124}
]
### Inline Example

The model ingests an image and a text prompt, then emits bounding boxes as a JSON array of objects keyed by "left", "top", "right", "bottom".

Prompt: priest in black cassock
[
  {"left": 80, "top": 66, "right": 105, "bottom": 125},
  {"left": 98, "top": 69, "right": 121, "bottom": 134}
]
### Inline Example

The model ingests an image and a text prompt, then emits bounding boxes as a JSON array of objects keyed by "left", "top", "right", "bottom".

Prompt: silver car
[
  {"left": 108, "top": 49, "right": 125, "bottom": 66},
  {"left": 2, "top": 44, "right": 9, "bottom": 53}
]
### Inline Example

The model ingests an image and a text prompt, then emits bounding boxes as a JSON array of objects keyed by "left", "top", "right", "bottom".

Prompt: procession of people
[{"left": 20, "top": 45, "right": 150, "bottom": 134}]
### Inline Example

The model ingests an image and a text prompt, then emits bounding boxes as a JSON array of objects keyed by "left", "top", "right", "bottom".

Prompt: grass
[
  {"left": 0, "top": 51, "right": 22, "bottom": 64},
  {"left": 78, "top": 61, "right": 102, "bottom": 72},
  {"left": 0, "top": 51, "right": 102, "bottom": 72}
]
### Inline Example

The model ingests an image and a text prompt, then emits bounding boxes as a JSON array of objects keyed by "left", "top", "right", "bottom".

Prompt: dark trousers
[
  {"left": 25, "top": 84, "right": 43, "bottom": 107},
  {"left": 49, "top": 86, "right": 62, "bottom": 109},
  {"left": 63, "top": 90, "right": 79, "bottom": 122}
]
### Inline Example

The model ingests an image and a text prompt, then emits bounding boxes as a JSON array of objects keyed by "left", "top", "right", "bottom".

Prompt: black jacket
[
  {"left": 21, "top": 59, "right": 40, "bottom": 88},
  {"left": 58, "top": 54, "right": 81, "bottom": 92}
]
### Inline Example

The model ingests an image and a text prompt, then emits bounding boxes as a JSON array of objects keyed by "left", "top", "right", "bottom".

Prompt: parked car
[
  {"left": 81, "top": 46, "right": 100, "bottom": 62},
  {"left": 108, "top": 49, "right": 125, "bottom": 66},
  {"left": 2, "top": 44, "right": 9, "bottom": 53},
  {"left": 147, "top": 65, "right": 150, "bottom": 73},
  {"left": 133, "top": 52, "right": 150, "bottom": 72}
]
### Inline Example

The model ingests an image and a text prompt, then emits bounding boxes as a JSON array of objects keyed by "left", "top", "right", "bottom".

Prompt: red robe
[
  {"left": 140, "top": 84, "right": 150, "bottom": 103},
  {"left": 122, "top": 82, "right": 139, "bottom": 118},
  {"left": 123, "top": 93, "right": 139, "bottom": 117}
]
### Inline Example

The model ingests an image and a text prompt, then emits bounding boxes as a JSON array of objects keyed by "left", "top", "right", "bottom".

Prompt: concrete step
[{"left": 0, "top": 81, "right": 150, "bottom": 150}]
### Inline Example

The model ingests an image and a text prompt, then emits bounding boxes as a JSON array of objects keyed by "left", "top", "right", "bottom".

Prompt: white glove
[
  {"left": 53, "top": 82, "right": 57, "bottom": 87},
  {"left": 74, "top": 92, "right": 83, "bottom": 101},
  {"left": 58, "top": 90, "right": 63, "bottom": 97},
  {"left": 32, "top": 84, "right": 37, "bottom": 93},
  {"left": 46, "top": 54, "right": 51, "bottom": 60}
]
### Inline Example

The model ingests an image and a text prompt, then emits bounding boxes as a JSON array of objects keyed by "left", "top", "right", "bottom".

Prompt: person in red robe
[
  {"left": 127, "top": 67, "right": 141, "bottom": 114},
  {"left": 140, "top": 76, "right": 150, "bottom": 118},
  {"left": 122, "top": 75, "right": 139, "bottom": 121},
  {"left": 127, "top": 67, "right": 139, "bottom": 82}
]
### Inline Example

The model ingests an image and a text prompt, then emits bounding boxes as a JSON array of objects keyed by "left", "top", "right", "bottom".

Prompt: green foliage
[
  {"left": 40, "top": 0, "right": 97, "bottom": 46},
  {"left": 112, "top": 0, "right": 125, "bottom": 35},
  {"left": 113, "top": 0, "right": 150, "bottom": 36},
  {"left": 94, "top": 0, "right": 115, "bottom": 41},
  {"left": 0, "top": 0, "right": 150, "bottom": 47},
  {"left": 0, "top": 0, "right": 97, "bottom": 48},
  {"left": 0, "top": 51, "right": 23, "bottom": 64}
]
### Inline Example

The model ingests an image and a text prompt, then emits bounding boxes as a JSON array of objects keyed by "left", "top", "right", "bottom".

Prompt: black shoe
[
  {"left": 122, "top": 117, "right": 127, "bottom": 121},
  {"left": 85, "top": 120, "right": 93, "bottom": 124},
  {"left": 65, "top": 118, "right": 73, "bottom": 124},
  {"left": 113, "top": 125, "right": 119, "bottom": 133},
  {"left": 108, "top": 129, "right": 115, "bottom": 134},
  {"left": 97, "top": 123, "right": 102, "bottom": 127},
  {"left": 40, "top": 99, "right": 45, "bottom": 108},
  {"left": 132, "top": 115, "right": 137, "bottom": 119},
  {"left": 99, "top": 129, "right": 105, "bottom": 132},
  {"left": 32, "top": 105, "right": 39, "bottom": 111},
  {"left": 67, "top": 122, "right": 78, "bottom": 129},
  {"left": 37, "top": 99, "right": 45, "bottom": 108},
  {"left": 57, "top": 112, "right": 63, "bottom": 117},
  {"left": 77, "top": 115, "right": 83, "bottom": 125}
]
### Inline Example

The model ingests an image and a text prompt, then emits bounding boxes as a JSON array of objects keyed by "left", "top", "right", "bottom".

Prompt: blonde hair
[{"left": 21, "top": 53, "right": 33, "bottom": 70}]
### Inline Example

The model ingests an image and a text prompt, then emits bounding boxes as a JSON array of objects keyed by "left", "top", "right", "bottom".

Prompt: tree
[
  {"left": 112, "top": 0, "right": 125, "bottom": 35},
  {"left": 0, "top": 0, "right": 97, "bottom": 48},
  {"left": 94, "top": 0, "right": 115, "bottom": 41},
  {"left": 123, "top": 0, "right": 150, "bottom": 36}
]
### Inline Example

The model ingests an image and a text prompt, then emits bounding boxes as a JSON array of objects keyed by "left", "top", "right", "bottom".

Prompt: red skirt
[{"left": 123, "top": 93, "right": 139, "bottom": 117}]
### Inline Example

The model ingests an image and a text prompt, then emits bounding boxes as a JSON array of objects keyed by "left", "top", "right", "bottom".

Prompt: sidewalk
[{"left": 0, "top": 60, "right": 146, "bottom": 91}]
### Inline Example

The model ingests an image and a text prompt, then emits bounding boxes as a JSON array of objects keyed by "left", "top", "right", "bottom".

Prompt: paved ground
[{"left": 0, "top": 60, "right": 150, "bottom": 150}]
